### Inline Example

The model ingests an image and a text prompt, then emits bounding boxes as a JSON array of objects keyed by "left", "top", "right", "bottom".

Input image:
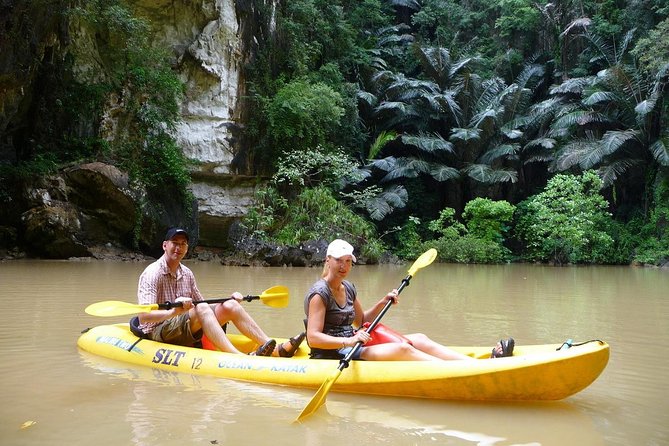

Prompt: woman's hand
[
  {"left": 385, "top": 289, "right": 399, "bottom": 304},
  {"left": 348, "top": 330, "right": 372, "bottom": 346}
]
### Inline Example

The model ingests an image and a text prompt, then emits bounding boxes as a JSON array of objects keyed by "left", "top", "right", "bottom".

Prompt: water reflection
[{"left": 81, "top": 352, "right": 604, "bottom": 446}]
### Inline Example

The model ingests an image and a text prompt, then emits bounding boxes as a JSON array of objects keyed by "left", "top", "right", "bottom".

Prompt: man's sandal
[{"left": 249, "top": 339, "right": 276, "bottom": 356}]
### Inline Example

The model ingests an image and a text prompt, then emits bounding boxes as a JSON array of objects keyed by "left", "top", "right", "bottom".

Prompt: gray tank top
[{"left": 304, "top": 278, "right": 357, "bottom": 338}]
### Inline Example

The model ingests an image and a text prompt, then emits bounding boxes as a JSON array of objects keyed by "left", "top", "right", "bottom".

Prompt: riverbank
[{"left": 2, "top": 239, "right": 666, "bottom": 269}]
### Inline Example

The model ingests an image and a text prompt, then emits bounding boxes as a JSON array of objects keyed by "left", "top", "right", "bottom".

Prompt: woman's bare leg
[{"left": 405, "top": 333, "right": 475, "bottom": 360}]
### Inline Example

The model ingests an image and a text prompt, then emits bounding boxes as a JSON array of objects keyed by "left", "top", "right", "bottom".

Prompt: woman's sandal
[
  {"left": 491, "top": 337, "right": 515, "bottom": 358},
  {"left": 249, "top": 339, "right": 276, "bottom": 356},
  {"left": 278, "top": 332, "right": 306, "bottom": 358}
]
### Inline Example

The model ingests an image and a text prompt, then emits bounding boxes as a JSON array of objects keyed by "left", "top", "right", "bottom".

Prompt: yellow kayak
[{"left": 77, "top": 323, "right": 609, "bottom": 401}]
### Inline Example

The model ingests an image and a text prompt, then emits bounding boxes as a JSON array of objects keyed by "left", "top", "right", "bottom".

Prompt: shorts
[
  {"left": 309, "top": 345, "right": 364, "bottom": 360},
  {"left": 148, "top": 313, "right": 203, "bottom": 347}
]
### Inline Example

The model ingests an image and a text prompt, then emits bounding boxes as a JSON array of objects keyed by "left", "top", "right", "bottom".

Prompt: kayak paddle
[
  {"left": 294, "top": 248, "right": 438, "bottom": 423},
  {"left": 85, "top": 285, "right": 289, "bottom": 317}
]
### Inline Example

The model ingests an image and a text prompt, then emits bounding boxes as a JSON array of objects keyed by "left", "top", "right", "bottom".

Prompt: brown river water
[{"left": 1, "top": 259, "right": 667, "bottom": 445}]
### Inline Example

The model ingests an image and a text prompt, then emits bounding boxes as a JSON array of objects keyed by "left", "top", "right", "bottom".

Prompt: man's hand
[{"left": 174, "top": 296, "right": 193, "bottom": 314}]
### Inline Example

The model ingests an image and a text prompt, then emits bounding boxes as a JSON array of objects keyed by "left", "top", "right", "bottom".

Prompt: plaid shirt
[{"left": 137, "top": 255, "right": 204, "bottom": 334}]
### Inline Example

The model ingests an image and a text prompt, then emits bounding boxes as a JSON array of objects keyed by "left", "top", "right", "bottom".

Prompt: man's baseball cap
[{"left": 164, "top": 228, "right": 189, "bottom": 242}]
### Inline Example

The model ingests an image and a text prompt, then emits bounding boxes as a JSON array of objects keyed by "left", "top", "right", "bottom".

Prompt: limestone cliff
[{"left": 0, "top": 0, "right": 273, "bottom": 257}]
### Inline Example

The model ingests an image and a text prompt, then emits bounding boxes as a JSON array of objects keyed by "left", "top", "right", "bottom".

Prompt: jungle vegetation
[
  {"left": 2, "top": 0, "right": 668, "bottom": 264},
  {"left": 242, "top": 0, "right": 669, "bottom": 265}
]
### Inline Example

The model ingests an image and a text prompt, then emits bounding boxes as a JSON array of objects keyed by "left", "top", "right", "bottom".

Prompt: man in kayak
[
  {"left": 136, "top": 227, "right": 305, "bottom": 357},
  {"left": 304, "top": 239, "right": 514, "bottom": 361}
]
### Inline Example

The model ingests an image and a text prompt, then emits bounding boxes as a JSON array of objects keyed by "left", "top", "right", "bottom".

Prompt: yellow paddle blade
[
  {"left": 294, "top": 369, "right": 343, "bottom": 423},
  {"left": 259, "top": 285, "right": 289, "bottom": 308},
  {"left": 85, "top": 301, "right": 159, "bottom": 317},
  {"left": 407, "top": 248, "right": 437, "bottom": 277}
]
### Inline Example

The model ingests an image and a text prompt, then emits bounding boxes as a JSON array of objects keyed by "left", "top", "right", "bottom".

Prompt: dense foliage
[
  {"left": 241, "top": 0, "right": 669, "bottom": 265},
  {"left": 3, "top": 0, "right": 668, "bottom": 264},
  {"left": 514, "top": 171, "right": 616, "bottom": 264}
]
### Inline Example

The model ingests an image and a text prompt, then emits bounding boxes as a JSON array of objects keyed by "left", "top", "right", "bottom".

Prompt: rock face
[
  {"left": 19, "top": 163, "right": 136, "bottom": 258},
  {"left": 1, "top": 1, "right": 268, "bottom": 258},
  {"left": 130, "top": 0, "right": 244, "bottom": 172},
  {"left": 128, "top": 0, "right": 255, "bottom": 250}
]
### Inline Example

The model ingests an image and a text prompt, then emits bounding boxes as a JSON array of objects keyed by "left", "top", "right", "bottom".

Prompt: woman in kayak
[{"left": 304, "top": 239, "right": 514, "bottom": 361}]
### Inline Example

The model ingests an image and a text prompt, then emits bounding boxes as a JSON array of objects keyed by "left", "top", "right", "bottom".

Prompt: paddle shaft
[
  {"left": 155, "top": 295, "right": 260, "bottom": 310},
  {"left": 336, "top": 274, "right": 412, "bottom": 372}
]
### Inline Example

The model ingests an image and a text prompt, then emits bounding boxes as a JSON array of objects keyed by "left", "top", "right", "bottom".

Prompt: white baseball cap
[{"left": 326, "top": 239, "right": 357, "bottom": 262}]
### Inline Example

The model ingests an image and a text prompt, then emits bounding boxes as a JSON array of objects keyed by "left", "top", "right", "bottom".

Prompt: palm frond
[
  {"left": 554, "top": 138, "right": 599, "bottom": 170},
  {"left": 582, "top": 90, "right": 618, "bottom": 106},
  {"left": 550, "top": 77, "right": 594, "bottom": 95},
  {"left": 380, "top": 157, "right": 430, "bottom": 182},
  {"left": 356, "top": 90, "right": 377, "bottom": 107},
  {"left": 401, "top": 132, "right": 455, "bottom": 154},
  {"left": 650, "top": 137, "right": 669, "bottom": 166},
  {"left": 449, "top": 56, "right": 481, "bottom": 78},
  {"left": 502, "top": 128, "right": 524, "bottom": 139},
  {"left": 500, "top": 85, "right": 533, "bottom": 119},
  {"left": 429, "top": 164, "right": 460, "bottom": 181},
  {"left": 585, "top": 31, "right": 616, "bottom": 66},
  {"left": 367, "top": 156, "right": 397, "bottom": 172},
  {"left": 374, "top": 100, "right": 409, "bottom": 115},
  {"left": 368, "top": 131, "right": 398, "bottom": 159},
  {"left": 382, "top": 106, "right": 422, "bottom": 129},
  {"left": 576, "top": 111, "right": 613, "bottom": 126},
  {"left": 463, "top": 164, "right": 518, "bottom": 183},
  {"left": 479, "top": 144, "right": 520, "bottom": 164},
  {"left": 471, "top": 107, "right": 502, "bottom": 129},
  {"left": 635, "top": 90, "right": 658, "bottom": 117},
  {"left": 515, "top": 63, "right": 545, "bottom": 91},
  {"left": 416, "top": 46, "right": 451, "bottom": 80},
  {"left": 600, "top": 129, "right": 640, "bottom": 157},
  {"left": 362, "top": 184, "right": 409, "bottom": 221},
  {"left": 474, "top": 77, "right": 506, "bottom": 112},
  {"left": 378, "top": 32, "right": 414, "bottom": 47},
  {"left": 598, "top": 159, "right": 643, "bottom": 187},
  {"left": 450, "top": 127, "right": 481, "bottom": 141},
  {"left": 434, "top": 90, "right": 463, "bottom": 124},
  {"left": 528, "top": 97, "right": 567, "bottom": 120},
  {"left": 617, "top": 29, "right": 636, "bottom": 64},
  {"left": 370, "top": 70, "right": 396, "bottom": 88},
  {"left": 551, "top": 110, "right": 608, "bottom": 130},
  {"left": 524, "top": 138, "right": 557, "bottom": 151},
  {"left": 559, "top": 17, "right": 592, "bottom": 38},
  {"left": 386, "top": 77, "right": 440, "bottom": 100},
  {"left": 524, "top": 150, "right": 555, "bottom": 163}
]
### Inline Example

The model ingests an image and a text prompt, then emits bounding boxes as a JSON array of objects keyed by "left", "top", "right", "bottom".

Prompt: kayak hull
[{"left": 77, "top": 323, "right": 609, "bottom": 401}]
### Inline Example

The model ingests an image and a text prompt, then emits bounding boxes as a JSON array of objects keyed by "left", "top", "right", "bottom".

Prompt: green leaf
[
  {"left": 650, "top": 137, "right": 669, "bottom": 166},
  {"left": 401, "top": 133, "right": 455, "bottom": 154},
  {"left": 450, "top": 127, "right": 481, "bottom": 141},
  {"left": 463, "top": 164, "right": 518, "bottom": 183}
]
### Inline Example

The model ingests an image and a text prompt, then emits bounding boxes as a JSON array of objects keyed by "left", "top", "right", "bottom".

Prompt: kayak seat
[{"left": 129, "top": 316, "right": 148, "bottom": 339}]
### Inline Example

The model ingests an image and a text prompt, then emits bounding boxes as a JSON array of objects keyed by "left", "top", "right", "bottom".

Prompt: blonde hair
[{"left": 321, "top": 257, "right": 330, "bottom": 278}]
